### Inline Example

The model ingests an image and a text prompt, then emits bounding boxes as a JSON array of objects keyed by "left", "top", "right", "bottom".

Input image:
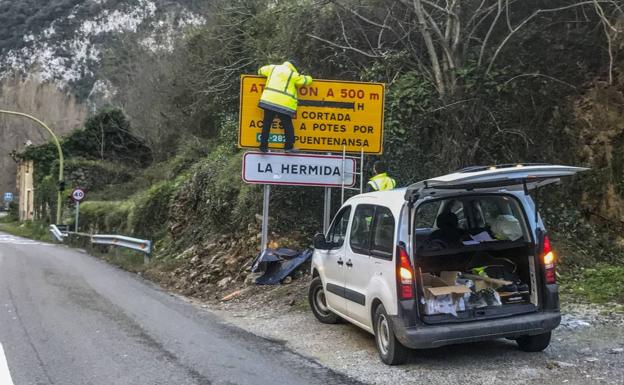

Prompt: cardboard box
[
  {"left": 421, "top": 273, "right": 471, "bottom": 297},
  {"left": 425, "top": 285, "right": 471, "bottom": 297},
  {"left": 440, "top": 270, "right": 462, "bottom": 286},
  {"left": 421, "top": 273, "right": 472, "bottom": 316}
]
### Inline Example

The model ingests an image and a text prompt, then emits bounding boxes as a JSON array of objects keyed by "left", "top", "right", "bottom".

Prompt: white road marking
[
  {"left": 0, "top": 234, "right": 49, "bottom": 246},
  {"left": 0, "top": 343, "right": 15, "bottom": 385}
]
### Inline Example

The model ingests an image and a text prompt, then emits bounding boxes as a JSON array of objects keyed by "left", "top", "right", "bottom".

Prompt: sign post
[
  {"left": 239, "top": 76, "right": 383, "bottom": 252},
  {"left": 243, "top": 152, "right": 356, "bottom": 186},
  {"left": 261, "top": 185, "right": 270, "bottom": 251},
  {"left": 71, "top": 188, "right": 86, "bottom": 232},
  {"left": 239, "top": 76, "right": 385, "bottom": 154},
  {"left": 243, "top": 152, "right": 357, "bottom": 251},
  {"left": 323, "top": 187, "right": 331, "bottom": 234}
]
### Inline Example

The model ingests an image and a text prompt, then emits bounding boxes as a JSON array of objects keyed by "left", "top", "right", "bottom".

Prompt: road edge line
[{"left": 0, "top": 342, "right": 15, "bottom": 385}]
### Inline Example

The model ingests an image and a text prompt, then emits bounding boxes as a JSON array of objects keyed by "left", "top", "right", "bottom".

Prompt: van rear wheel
[
  {"left": 308, "top": 277, "right": 340, "bottom": 324},
  {"left": 516, "top": 332, "right": 551, "bottom": 352},
  {"left": 373, "top": 304, "right": 409, "bottom": 365}
]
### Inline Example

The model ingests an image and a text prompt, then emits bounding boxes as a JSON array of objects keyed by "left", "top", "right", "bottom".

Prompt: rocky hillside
[{"left": 0, "top": 0, "right": 206, "bottom": 195}]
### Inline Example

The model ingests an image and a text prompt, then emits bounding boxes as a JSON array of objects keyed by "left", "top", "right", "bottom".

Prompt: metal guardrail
[
  {"left": 47, "top": 226, "right": 152, "bottom": 264},
  {"left": 91, "top": 234, "right": 152, "bottom": 264},
  {"left": 49, "top": 224, "right": 67, "bottom": 242}
]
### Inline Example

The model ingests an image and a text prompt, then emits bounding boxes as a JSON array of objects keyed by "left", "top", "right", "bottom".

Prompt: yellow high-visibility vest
[
  {"left": 368, "top": 173, "right": 396, "bottom": 191},
  {"left": 257, "top": 61, "right": 313, "bottom": 117}
]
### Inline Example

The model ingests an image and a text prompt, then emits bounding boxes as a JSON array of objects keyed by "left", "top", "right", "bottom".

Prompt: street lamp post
[{"left": 0, "top": 110, "right": 65, "bottom": 224}]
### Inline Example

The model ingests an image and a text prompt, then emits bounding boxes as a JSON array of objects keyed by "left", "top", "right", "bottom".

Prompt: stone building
[{"left": 16, "top": 160, "right": 34, "bottom": 221}]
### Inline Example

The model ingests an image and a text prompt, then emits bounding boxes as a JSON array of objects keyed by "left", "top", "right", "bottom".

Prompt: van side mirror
[{"left": 313, "top": 233, "right": 330, "bottom": 250}]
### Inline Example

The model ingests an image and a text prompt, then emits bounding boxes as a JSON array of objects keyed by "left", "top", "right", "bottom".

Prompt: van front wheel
[
  {"left": 373, "top": 304, "right": 409, "bottom": 365},
  {"left": 516, "top": 332, "right": 552, "bottom": 352}
]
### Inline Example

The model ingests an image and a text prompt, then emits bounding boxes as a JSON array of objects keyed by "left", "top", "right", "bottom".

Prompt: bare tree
[{"left": 309, "top": 0, "right": 623, "bottom": 99}]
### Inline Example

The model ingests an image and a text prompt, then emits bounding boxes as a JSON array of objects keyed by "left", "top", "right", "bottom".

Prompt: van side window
[
  {"left": 327, "top": 206, "right": 351, "bottom": 247},
  {"left": 349, "top": 205, "right": 375, "bottom": 254},
  {"left": 370, "top": 206, "right": 395, "bottom": 259}
]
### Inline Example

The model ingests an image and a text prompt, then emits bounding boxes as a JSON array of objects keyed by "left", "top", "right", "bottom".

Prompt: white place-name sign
[{"left": 243, "top": 152, "right": 356, "bottom": 187}]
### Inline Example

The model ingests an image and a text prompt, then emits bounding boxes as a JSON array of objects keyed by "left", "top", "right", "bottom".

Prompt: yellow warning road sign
[{"left": 238, "top": 75, "right": 385, "bottom": 154}]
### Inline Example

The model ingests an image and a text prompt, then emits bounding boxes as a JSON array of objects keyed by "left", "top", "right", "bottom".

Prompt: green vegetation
[
  {"left": 0, "top": 220, "right": 51, "bottom": 241},
  {"left": 561, "top": 265, "right": 624, "bottom": 304},
  {"left": 10, "top": 0, "right": 624, "bottom": 303},
  {"left": 97, "top": 248, "right": 147, "bottom": 273}
]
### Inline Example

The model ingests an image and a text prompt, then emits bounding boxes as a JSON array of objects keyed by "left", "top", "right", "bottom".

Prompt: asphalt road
[{"left": 0, "top": 232, "right": 362, "bottom": 385}]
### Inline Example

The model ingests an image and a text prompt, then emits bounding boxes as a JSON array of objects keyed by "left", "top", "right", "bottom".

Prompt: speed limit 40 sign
[{"left": 71, "top": 188, "right": 86, "bottom": 202}]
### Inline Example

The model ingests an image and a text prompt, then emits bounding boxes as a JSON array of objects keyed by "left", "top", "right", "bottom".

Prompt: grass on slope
[{"left": 0, "top": 220, "right": 51, "bottom": 242}]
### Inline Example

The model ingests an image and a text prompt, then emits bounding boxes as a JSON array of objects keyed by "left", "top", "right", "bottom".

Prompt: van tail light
[
  {"left": 542, "top": 235, "right": 556, "bottom": 284},
  {"left": 397, "top": 245, "right": 414, "bottom": 300}
]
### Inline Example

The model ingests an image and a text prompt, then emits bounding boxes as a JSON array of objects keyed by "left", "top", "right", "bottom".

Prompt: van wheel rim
[
  {"left": 314, "top": 288, "right": 329, "bottom": 315},
  {"left": 377, "top": 314, "right": 390, "bottom": 355}
]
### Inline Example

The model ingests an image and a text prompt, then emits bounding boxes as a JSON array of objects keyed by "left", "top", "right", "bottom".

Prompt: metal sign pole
[
  {"left": 323, "top": 187, "right": 331, "bottom": 233},
  {"left": 75, "top": 201, "right": 80, "bottom": 232},
  {"left": 261, "top": 184, "right": 270, "bottom": 251},
  {"left": 360, "top": 148, "right": 365, "bottom": 194},
  {"left": 341, "top": 146, "right": 346, "bottom": 204}
]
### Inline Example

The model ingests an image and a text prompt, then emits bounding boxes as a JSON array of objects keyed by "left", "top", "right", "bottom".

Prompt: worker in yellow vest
[
  {"left": 257, "top": 60, "right": 313, "bottom": 153},
  {"left": 366, "top": 161, "right": 397, "bottom": 192}
]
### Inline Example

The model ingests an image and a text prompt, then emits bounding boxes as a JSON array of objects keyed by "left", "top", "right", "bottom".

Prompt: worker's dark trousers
[{"left": 260, "top": 108, "right": 295, "bottom": 150}]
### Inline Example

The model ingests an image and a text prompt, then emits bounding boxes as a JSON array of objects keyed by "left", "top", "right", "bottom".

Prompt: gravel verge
[{"left": 197, "top": 280, "right": 624, "bottom": 385}]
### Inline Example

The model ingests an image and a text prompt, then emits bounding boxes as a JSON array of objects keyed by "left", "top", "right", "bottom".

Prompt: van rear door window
[{"left": 415, "top": 195, "right": 528, "bottom": 252}]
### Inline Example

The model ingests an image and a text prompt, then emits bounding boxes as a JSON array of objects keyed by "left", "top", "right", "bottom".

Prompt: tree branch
[{"left": 485, "top": 0, "right": 615, "bottom": 75}]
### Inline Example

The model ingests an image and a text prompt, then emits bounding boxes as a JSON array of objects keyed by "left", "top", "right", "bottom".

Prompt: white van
[{"left": 308, "top": 164, "right": 587, "bottom": 365}]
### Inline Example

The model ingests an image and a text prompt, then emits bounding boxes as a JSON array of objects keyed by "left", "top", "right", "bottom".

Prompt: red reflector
[
  {"left": 401, "top": 285, "right": 413, "bottom": 299},
  {"left": 545, "top": 269, "right": 556, "bottom": 284}
]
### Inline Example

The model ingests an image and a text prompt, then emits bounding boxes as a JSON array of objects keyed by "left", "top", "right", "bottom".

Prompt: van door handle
[
  {"left": 345, "top": 259, "right": 353, "bottom": 267},
  {"left": 337, "top": 259, "right": 344, "bottom": 266}
]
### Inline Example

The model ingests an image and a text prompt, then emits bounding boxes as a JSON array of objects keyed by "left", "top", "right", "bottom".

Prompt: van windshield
[{"left": 414, "top": 195, "right": 529, "bottom": 251}]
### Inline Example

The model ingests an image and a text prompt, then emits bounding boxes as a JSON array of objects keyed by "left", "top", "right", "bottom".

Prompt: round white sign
[{"left": 71, "top": 188, "right": 86, "bottom": 202}]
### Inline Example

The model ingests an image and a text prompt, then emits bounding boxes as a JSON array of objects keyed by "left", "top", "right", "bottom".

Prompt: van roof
[{"left": 343, "top": 188, "right": 408, "bottom": 215}]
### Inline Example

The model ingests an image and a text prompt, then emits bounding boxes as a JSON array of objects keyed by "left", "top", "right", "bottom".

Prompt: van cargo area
[{"left": 413, "top": 194, "right": 540, "bottom": 324}]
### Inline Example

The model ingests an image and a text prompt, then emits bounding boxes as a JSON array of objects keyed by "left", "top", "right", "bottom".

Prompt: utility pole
[{"left": 0, "top": 110, "right": 65, "bottom": 224}]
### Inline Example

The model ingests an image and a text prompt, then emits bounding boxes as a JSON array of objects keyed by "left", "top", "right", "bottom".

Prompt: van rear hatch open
[
  {"left": 405, "top": 164, "right": 588, "bottom": 325},
  {"left": 404, "top": 164, "right": 588, "bottom": 201}
]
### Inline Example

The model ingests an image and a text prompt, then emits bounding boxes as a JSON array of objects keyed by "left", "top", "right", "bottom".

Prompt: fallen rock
[
  {"left": 584, "top": 357, "right": 599, "bottom": 363},
  {"left": 217, "top": 277, "right": 232, "bottom": 288},
  {"left": 283, "top": 276, "right": 293, "bottom": 284},
  {"left": 608, "top": 348, "right": 623, "bottom": 354}
]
